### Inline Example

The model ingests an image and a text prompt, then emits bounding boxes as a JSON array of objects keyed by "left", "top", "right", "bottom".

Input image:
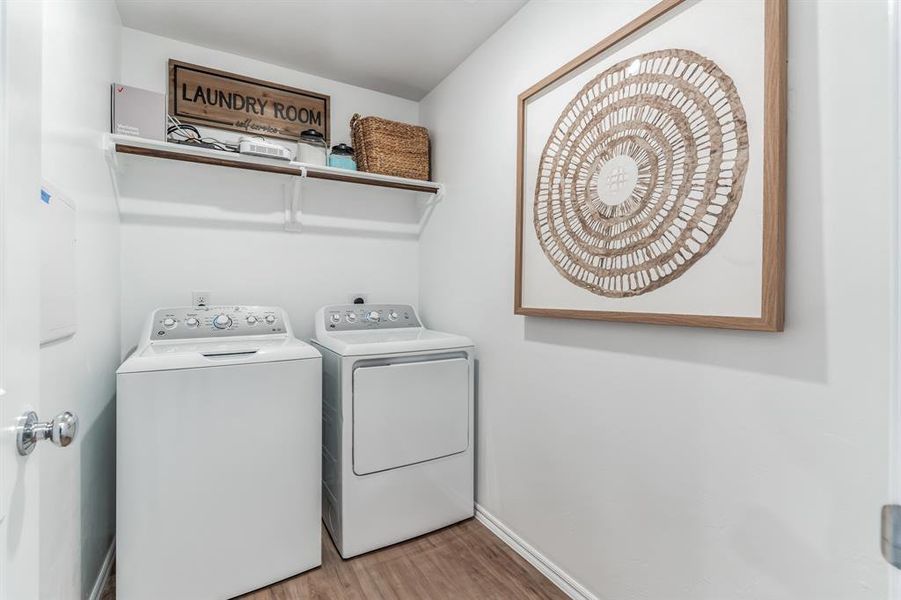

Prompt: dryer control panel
[
  {"left": 149, "top": 305, "right": 287, "bottom": 340},
  {"left": 322, "top": 304, "right": 421, "bottom": 332}
]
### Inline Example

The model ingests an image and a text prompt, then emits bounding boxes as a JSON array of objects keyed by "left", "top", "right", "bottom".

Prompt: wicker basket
[{"left": 350, "top": 114, "right": 430, "bottom": 181}]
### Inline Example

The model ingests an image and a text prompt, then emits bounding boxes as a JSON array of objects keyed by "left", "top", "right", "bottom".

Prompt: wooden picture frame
[{"left": 514, "top": 0, "right": 786, "bottom": 331}]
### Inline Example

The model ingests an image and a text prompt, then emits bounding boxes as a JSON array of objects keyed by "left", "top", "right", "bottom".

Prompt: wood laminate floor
[{"left": 101, "top": 518, "right": 568, "bottom": 599}]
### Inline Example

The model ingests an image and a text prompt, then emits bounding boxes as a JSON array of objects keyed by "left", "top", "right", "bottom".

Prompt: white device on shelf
[
  {"left": 117, "top": 305, "right": 321, "bottom": 600},
  {"left": 237, "top": 136, "right": 293, "bottom": 161},
  {"left": 312, "top": 303, "right": 475, "bottom": 559}
]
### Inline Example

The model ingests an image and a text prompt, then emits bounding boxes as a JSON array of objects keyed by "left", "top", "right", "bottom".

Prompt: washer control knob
[
  {"left": 163, "top": 317, "right": 177, "bottom": 329},
  {"left": 213, "top": 314, "right": 232, "bottom": 329},
  {"left": 387, "top": 310, "right": 399, "bottom": 321},
  {"left": 264, "top": 314, "right": 276, "bottom": 325},
  {"left": 329, "top": 313, "right": 341, "bottom": 324},
  {"left": 346, "top": 312, "right": 357, "bottom": 323},
  {"left": 246, "top": 315, "right": 258, "bottom": 326},
  {"left": 185, "top": 317, "right": 200, "bottom": 328},
  {"left": 367, "top": 310, "right": 381, "bottom": 322}
]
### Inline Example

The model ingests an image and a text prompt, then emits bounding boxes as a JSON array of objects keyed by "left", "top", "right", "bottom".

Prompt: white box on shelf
[{"left": 111, "top": 83, "right": 165, "bottom": 140}]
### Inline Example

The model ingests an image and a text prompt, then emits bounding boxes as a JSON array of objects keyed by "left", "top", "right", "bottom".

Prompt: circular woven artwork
[{"left": 533, "top": 49, "right": 749, "bottom": 297}]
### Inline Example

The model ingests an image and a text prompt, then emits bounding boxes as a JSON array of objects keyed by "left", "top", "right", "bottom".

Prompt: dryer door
[{"left": 353, "top": 357, "right": 469, "bottom": 475}]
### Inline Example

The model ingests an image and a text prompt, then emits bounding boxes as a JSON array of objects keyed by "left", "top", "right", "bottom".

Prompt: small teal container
[{"left": 328, "top": 143, "right": 357, "bottom": 170}]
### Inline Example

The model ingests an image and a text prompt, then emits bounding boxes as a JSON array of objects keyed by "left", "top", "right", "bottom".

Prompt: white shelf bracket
[
  {"left": 417, "top": 183, "right": 445, "bottom": 234},
  {"left": 103, "top": 136, "right": 123, "bottom": 216},
  {"left": 284, "top": 167, "right": 308, "bottom": 232},
  {"left": 105, "top": 139, "right": 119, "bottom": 172},
  {"left": 284, "top": 173, "right": 442, "bottom": 238}
]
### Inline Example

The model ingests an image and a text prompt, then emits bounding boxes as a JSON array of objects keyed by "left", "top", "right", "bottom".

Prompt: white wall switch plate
[
  {"left": 193, "top": 290, "right": 212, "bottom": 306},
  {"left": 348, "top": 293, "right": 368, "bottom": 305}
]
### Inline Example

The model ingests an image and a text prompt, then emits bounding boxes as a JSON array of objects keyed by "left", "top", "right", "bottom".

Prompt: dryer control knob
[
  {"left": 185, "top": 317, "right": 200, "bottom": 328},
  {"left": 387, "top": 310, "right": 398, "bottom": 321},
  {"left": 367, "top": 311, "right": 381, "bottom": 322},
  {"left": 264, "top": 314, "right": 276, "bottom": 325},
  {"left": 213, "top": 314, "right": 232, "bottom": 329},
  {"left": 246, "top": 315, "right": 258, "bottom": 326},
  {"left": 162, "top": 317, "right": 177, "bottom": 329}
]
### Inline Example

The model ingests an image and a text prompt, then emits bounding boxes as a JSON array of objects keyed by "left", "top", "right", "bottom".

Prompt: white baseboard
[
  {"left": 88, "top": 513, "right": 582, "bottom": 598},
  {"left": 474, "top": 504, "right": 598, "bottom": 600},
  {"left": 88, "top": 537, "right": 115, "bottom": 600}
]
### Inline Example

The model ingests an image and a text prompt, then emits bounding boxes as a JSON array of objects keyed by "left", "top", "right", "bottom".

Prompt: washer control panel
[
  {"left": 150, "top": 306, "right": 286, "bottom": 340},
  {"left": 323, "top": 304, "right": 421, "bottom": 331}
]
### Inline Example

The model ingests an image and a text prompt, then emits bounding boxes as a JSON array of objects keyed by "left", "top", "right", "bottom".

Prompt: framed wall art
[{"left": 514, "top": 0, "right": 786, "bottom": 331}]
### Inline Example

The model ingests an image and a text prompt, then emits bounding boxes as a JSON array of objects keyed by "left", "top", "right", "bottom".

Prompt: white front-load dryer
[
  {"left": 312, "top": 304, "right": 474, "bottom": 558},
  {"left": 116, "top": 306, "right": 321, "bottom": 600}
]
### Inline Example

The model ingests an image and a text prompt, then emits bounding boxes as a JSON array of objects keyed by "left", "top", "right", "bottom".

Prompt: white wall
[
  {"left": 118, "top": 29, "right": 422, "bottom": 351},
  {"left": 40, "top": 1, "right": 122, "bottom": 598},
  {"left": 419, "top": 1, "right": 894, "bottom": 598}
]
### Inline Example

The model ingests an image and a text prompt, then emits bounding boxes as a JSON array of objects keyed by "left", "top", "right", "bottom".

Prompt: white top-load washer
[
  {"left": 117, "top": 306, "right": 321, "bottom": 600},
  {"left": 312, "top": 304, "right": 474, "bottom": 558}
]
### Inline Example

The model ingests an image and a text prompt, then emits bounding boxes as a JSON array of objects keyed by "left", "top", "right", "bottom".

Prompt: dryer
[
  {"left": 312, "top": 304, "right": 474, "bottom": 558},
  {"left": 117, "top": 306, "right": 321, "bottom": 600}
]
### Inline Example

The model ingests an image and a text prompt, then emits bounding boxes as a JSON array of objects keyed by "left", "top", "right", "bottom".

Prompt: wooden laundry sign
[{"left": 168, "top": 59, "right": 330, "bottom": 142}]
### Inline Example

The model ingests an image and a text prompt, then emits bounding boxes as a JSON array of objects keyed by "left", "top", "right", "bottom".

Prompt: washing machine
[
  {"left": 116, "top": 305, "right": 321, "bottom": 600},
  {"left": 312, "top": 303, "right": 474, "bottom": 558}
]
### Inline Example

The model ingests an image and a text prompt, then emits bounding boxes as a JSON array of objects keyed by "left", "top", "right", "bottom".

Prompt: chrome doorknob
[{"left": 16, "top": 410, "right": 78, "bottom": 456}]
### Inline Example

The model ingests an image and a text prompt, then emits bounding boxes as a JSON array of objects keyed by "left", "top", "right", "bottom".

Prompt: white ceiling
[{"left": 115, "top": 0, "right": 526, "bottom": 100}]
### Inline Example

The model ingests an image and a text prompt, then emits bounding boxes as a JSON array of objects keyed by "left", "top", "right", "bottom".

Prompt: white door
[
  {"left": 0, "top": 2, "right": 43, "bottom": 599},
  {"left": 353, "top": 358, "right": 470, "bottom": 475}
]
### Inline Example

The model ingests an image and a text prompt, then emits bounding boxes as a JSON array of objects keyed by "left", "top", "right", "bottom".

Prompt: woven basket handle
[{"left": 350, "top": 113, "right": 362, "bottom": 129}]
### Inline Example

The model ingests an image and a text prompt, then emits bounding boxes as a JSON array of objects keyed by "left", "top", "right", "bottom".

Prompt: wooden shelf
[
  {"left": 104, "top": 134, "right": 444, "bottom": 237},
  {"left": 108, "top": 135, "right": 442, "bottom": 194}
]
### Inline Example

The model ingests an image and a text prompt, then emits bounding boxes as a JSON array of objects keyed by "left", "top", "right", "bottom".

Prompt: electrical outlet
[
  {"left": 193, "top": 291, "right": 212, "bottom": 307},
  {"left": 348, "top": 293, "right": 368, "bottom": 305}
]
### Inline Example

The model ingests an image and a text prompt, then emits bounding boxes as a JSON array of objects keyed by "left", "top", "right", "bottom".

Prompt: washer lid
[
  {"left": 117, "top": 336, "right": 320, "bottom": 374},
  {"left": 313, "top": 328, "right": 472, "bottom": 357}
]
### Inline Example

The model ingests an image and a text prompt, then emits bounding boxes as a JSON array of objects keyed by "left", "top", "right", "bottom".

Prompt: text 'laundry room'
[{"left": 0, "top": 1, "right": 897, "bottom": 599}]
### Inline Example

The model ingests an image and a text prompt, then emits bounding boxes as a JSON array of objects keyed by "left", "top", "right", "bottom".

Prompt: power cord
[{"left": 166, "top": 115, "right": 238, "bottom": 152}]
